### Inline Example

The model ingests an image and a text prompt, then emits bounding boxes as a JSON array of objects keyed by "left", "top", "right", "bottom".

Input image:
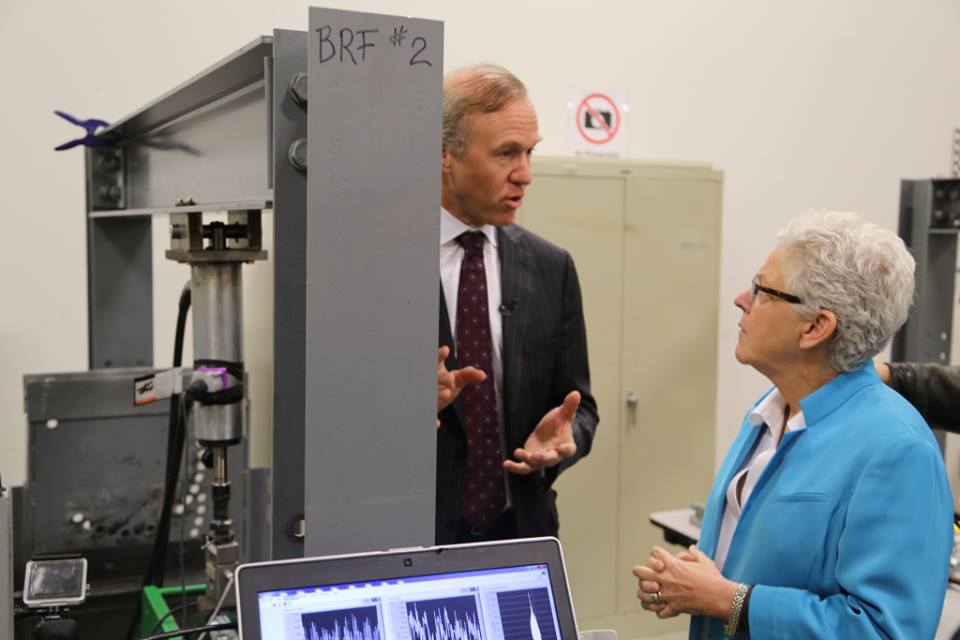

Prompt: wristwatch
[{"left": 724, "top": 583, "right": 751, "bottom": 637}]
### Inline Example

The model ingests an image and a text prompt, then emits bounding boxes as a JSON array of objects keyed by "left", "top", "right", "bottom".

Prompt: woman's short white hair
[{"left": 777, "top": 210, "right": 915, "bottom": 372}]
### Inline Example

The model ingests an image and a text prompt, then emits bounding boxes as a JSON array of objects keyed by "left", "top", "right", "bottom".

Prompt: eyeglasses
[{"left": 751, "top": 279, "right": 803, "bottom": 305}]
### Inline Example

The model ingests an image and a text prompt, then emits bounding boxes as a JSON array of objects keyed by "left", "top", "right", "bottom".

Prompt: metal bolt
[
  {"left": 289, "top": 515, "right": 306, "bottom": 540},
  {"left": 288, "top": 72, "right": 309, "bottom": 107},
  {"left": 97, "top": 152, "right": 121, "bottom": 173},
  {"left": 289, "top": 138, "right": 308, "bottom": 171},
  {"left": 98, "top": 184, "right": 122, "bottom": 203}
]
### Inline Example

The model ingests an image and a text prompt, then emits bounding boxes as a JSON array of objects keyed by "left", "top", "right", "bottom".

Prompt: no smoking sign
[{"left": 568, "top": 91, "right": 627, "bottom": 157}]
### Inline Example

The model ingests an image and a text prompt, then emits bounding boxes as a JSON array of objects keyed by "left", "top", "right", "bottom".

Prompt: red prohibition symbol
[{"left": 575, "top": 93, "right": 620, "bottom": 145}]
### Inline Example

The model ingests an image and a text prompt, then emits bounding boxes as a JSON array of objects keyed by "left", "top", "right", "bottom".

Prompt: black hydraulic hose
[
  {"left": 151, "top": 281, "right": 192, "bottom": 585},
  {"left": 127, "top": 282, "right": 191, "bottom": 640}
]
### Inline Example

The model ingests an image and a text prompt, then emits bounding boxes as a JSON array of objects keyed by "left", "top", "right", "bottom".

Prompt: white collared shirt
[
  {"left": 714, "top": 388, "right": 807, "bottom": 572},
  {"left": 439, "top": 208, "right": 505, "bottom": 444}
]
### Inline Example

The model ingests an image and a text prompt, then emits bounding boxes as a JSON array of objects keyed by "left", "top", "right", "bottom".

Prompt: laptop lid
[{"left": 236, "top": 536, "right": 579, "bottom": 639}]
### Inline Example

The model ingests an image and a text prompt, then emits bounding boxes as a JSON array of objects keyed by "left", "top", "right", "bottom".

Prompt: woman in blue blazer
[{"left": 635, "top": 210, "right": 954, "bottom": 639}]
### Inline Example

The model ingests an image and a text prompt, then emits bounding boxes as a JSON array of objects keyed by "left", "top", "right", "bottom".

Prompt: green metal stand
[{"left": 139, "top": 583, "right": 206, "bottom": 639}]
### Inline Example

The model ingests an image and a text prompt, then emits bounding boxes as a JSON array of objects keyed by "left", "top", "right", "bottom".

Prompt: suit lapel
[
  {"left": 701, "top": 426, "right": 764, "bottom": 556},
  {"left": 439, "top": 281, "right": 454, "bottom": 354},
  {"left": 498, "top": 225, "right": 535, "bottom": 443}
]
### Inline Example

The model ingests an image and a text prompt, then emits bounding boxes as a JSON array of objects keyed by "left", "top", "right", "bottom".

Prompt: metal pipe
[
  {"left": 210, "top": 446, "right": 232, "bottom": 532},
  {"left": 191, "top": 263, "right": 243, "bottom": 444},
  {"left": 212, "top": 446, "right": 228, "bottom": 487}
]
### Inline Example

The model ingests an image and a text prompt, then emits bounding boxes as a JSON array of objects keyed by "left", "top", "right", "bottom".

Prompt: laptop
[{"left": 235, "top": 536, "right": 580, "bottom": 639}]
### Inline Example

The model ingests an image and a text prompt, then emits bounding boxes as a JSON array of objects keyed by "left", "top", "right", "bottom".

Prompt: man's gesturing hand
[
  {"left": 503, "top": 390, "right": 580, "bottom": 474},
  {"left": 436, "top": 346, "right": 486, "bottom": 417}
]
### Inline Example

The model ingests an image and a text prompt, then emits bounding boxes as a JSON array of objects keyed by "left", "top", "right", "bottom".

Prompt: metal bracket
[
  {"left": 89, "top": 148, "right": 125, "bottom": 210},
  {"left": 166, "top": 210, "right": 268, "bottom": 263}
]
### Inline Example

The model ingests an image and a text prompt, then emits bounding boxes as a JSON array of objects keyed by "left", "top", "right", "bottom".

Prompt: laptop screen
[
  {"left": 236, "top": 537, "right": 578, "bottom": 640},
  {"left": 257, "top": 563, "right": 561, "bottom": 640}
]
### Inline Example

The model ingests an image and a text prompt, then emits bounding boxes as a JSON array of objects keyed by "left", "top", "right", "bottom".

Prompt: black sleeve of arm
[
  {"left": 546, "top": 252, "right": 598, "bottom": 483},
  {"left": 888, "top": 362, "right": 960, "bottom": 433}
]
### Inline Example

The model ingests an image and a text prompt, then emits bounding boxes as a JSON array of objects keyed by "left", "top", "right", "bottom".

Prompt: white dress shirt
[
  {"left": 439, "top": 208, "right": 506, "bottom": 447},
  {"left": 713, "top": 388, "right": 807, "bottom": 572}
]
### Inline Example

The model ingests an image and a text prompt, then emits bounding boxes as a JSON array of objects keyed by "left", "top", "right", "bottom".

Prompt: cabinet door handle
[{"left": 625, "top": 391, "right": 638, "bottom": 428}]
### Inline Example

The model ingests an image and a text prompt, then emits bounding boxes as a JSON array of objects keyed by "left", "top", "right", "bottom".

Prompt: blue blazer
[{"left": 692, "top": 365, "right": 954, "bottom": 639}]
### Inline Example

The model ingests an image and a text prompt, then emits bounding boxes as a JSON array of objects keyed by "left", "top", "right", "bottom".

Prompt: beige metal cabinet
[{"left": 517, "top": 158, "right": 722, "bottom": 638}]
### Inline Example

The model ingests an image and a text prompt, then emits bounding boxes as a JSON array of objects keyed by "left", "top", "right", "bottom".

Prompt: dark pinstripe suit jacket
[{"left": 436, "top": 223, "right": 598, "bottom": 543}]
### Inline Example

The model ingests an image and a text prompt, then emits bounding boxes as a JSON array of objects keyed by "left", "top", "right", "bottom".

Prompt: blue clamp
[{"left": 54, "top": 110, "right": 114, "bottom": 151}]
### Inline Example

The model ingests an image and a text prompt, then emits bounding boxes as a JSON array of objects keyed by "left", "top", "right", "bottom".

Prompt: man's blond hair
[{"left": 442, "top": 64, "right": 527, "bottom": 158}]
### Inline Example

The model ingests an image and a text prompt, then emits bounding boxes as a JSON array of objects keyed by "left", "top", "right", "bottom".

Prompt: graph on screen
[
  {"left": 406, "top": 595, "right": 484, "bottom": 640},
  {"left": 495, "top": 588, "right": 557, "bottom": 640},
  {"left": 301, "top": 605, "right": 382, "bottom": 640}
]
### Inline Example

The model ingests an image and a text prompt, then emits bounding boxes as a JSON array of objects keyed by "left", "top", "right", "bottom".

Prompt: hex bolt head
[
  {"left": 289, "top": 138, "right": 308, "bottom": 172},
  {"left": 288, "top": 73, "right": 309, "bottom": 107},
  {"left": 98, "top": 184, "right": 123, "bottom": 203},
  {"left": 97, "top": 152, "right": 121, "bottom": 173},
  {"left": 289, "top": 516, "right": 306, "bottom": 540}
]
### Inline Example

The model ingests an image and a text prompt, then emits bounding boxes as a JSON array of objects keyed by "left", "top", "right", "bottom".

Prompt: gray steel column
[
  {"left": 894, "top": 179, "right": 959, "bottom": 365},
  {"left": 304, "top": 7, "right": 442, "bottom": 555},
  {"left": 0, "top": 481, "right": 11, "bottom": 640},
  {"left": 271, "top": 29, "right": 309, "bottom": 560},
  {"left": 894, "top": 178, "right": 960, "bottom": 453},
  {"left": 86, "top": 215, "right": 153, "bottom": 369}
]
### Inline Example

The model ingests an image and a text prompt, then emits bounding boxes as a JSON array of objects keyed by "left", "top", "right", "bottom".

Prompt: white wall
[{"left": 2, "top": 0, "right": 959, "bottom": 486}]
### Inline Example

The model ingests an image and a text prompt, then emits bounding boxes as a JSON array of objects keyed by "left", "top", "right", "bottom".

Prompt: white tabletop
[{"left": 649, "top": 508, "right": 700, "bottom": 544}]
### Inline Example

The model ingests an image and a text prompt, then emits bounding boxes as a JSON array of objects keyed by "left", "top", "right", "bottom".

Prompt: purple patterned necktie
[{"left": 455, "top": 231, "right": 506, "bottom": 531}]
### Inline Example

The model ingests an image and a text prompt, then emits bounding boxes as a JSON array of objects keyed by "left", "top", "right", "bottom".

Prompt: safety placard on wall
[{"left": 568, "top": 91, "right": 628, "bottom": 158}]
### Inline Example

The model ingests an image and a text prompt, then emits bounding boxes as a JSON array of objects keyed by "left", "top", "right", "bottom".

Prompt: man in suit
[{"left": 436, "top": 64, "right": 599, "bottom": 544}]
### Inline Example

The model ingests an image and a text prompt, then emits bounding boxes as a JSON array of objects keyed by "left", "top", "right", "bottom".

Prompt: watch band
[{"left": 724, "top": 582, "right": 750, "bottom": 638}]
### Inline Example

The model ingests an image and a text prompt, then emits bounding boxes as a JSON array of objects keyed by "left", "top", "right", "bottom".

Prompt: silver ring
[{"left": 651, "top": 591, "right": 663, "bottom": 605}]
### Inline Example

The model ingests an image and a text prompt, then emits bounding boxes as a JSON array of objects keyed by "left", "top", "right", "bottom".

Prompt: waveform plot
[
  {"left": 406, "top": 595, "right": 484, "bottom": 640},
  {"left": 495, "top": 588, "right": 557, "bottom": 640},
  {"left": 301, "top": 605, "right": 382, "bottom": 640}
]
